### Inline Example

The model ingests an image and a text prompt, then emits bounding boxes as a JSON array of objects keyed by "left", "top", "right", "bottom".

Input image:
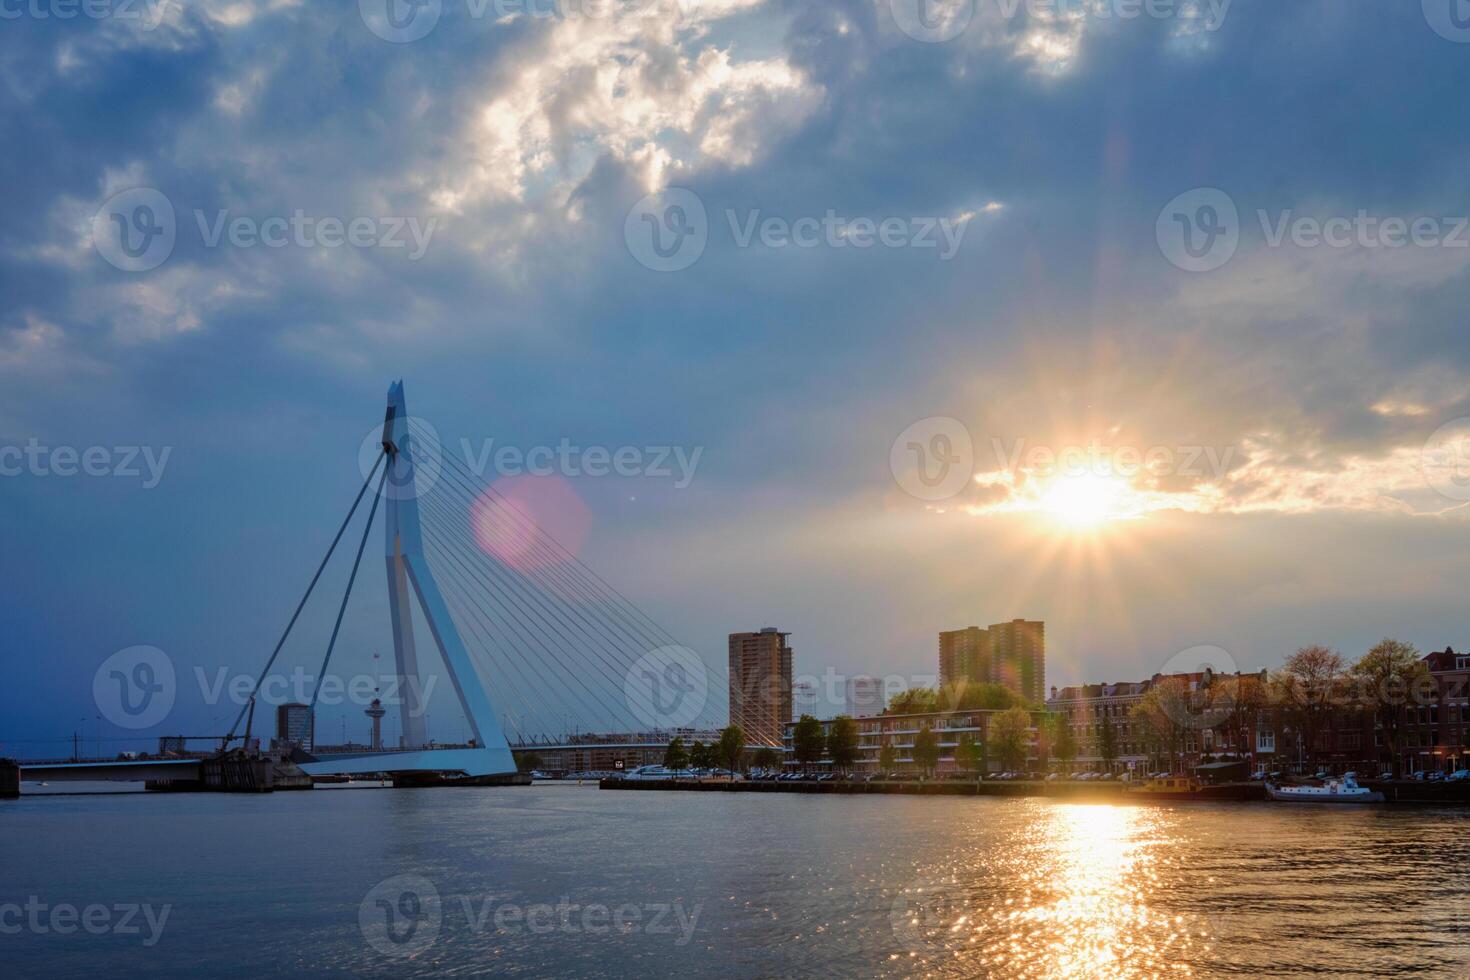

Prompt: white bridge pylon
[{"left": 299, "top": 382, "right": 517, "bottom": 778}]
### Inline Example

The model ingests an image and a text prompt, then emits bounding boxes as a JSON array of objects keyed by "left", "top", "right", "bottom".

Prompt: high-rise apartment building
[
  {"left": 990, "top": 619, "right": 1045, "bottom": 705},
  {"left": 939, "top": 626, "right": 992, "bottom": 689},
  {"left": 728, "top": 628, "right": 793, "bottom": 747},
  {"left": 276, "top": 702, "right": 314, "bottom": 749},
  {"left": 938, "top": 620, "right": 1045, "bottom": 705}
]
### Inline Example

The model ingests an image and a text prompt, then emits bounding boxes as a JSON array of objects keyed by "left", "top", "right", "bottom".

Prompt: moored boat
[
  {"left": 1266, "top": 772, "right": 1384, "bottom": 804},
  {"left": 1123, "top": 775, "right": 1204, "bottom": 801}
]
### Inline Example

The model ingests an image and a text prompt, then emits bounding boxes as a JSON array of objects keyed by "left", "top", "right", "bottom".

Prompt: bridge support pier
[
  {"left": 1, "top": 758, "right": 18, "bottom": 799},
  {"left": 141, "top": 753, "right": 314, "bottom": 793}
]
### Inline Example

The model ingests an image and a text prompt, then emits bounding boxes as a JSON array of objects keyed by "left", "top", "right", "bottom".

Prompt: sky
[{"left": 3, "top": 0, "right": 1470, "bottom": 751}]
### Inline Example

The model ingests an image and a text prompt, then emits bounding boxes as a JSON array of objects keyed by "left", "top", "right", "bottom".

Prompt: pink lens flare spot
[{"left": 469, "top": 474, "right": 593, "bottom": 573}]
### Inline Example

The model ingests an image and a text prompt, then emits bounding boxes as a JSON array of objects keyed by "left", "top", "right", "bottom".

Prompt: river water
[{"left": 3, "top": 784, "right": 1468, "bottom": 978}]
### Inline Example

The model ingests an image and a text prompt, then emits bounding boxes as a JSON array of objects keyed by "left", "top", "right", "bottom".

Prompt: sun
[{"left": 1038, "top": 473, "right": 1129, "bottom": 527}]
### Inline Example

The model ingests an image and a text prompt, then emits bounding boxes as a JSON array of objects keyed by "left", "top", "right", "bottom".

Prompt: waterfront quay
[
  {"left": 600, "top": 776, "right": 1266, "bottom": 802},
  {"left": 600, "top": 775, "right": 1470, "bottom": 805}
]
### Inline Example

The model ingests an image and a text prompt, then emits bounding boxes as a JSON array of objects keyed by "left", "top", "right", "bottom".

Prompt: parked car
[
  {"left": 1100, "top": 772, "right": 1115, "bottom": 781},
  {"left": 1410, "top": 770, "right": 1428, "bottom": 781},
  {"left": 1249, "top": 769, "right": 1267, "bottom": 781},
  {"left": 1046, "top": 772, "right": 1061, "bottom": 782},
  {"left": 1427, "top": 771, "right": 1446, "bottom": 782},
  {"left": 1448, "top": 770, "right": 1470, "bottom": 782}
]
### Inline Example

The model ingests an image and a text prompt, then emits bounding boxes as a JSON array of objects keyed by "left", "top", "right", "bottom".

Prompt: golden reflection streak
[{"left": 962, "top": 805, "right": 1209, "bottom": 978}]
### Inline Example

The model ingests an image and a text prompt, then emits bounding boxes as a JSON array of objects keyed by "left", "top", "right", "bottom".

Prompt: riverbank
[
  {"left": 601, "top": 776, "right": 1470, "bottom": 804},
  {"left": 599, "top": 777, "right": 1267, "bottom": 802}
]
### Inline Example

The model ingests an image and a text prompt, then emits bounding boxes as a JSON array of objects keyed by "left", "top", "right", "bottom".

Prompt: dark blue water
[{"left": 4, "top": 784, "right": 1469, "bottom": 977}]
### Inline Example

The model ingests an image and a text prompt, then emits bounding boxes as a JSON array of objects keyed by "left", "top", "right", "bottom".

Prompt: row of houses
[{"left": 780, "top": 648, "right": 1470, "bottom": 777}]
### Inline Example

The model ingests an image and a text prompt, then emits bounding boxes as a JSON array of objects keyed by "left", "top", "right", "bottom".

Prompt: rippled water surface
[{"left": 4, "top": 785, "right": 1469, "bottom": 977}]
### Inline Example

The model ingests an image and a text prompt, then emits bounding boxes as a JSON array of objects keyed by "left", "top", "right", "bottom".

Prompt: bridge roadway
[
  {"left": 17, "top": 737, "right": 750, "bottom": 784},
  {"left": 16, "top": 746, "right": 512, "bottom": 784}
]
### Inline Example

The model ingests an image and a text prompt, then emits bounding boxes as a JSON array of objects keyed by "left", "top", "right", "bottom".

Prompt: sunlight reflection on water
[{"left": 889, "top": 803, "right": 1210, "bottom": 978}]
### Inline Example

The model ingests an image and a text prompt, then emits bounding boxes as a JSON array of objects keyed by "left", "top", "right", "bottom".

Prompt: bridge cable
[
  {"left": 421, "top": 438, "right": 699, "bottom": 668},
  {"left": 413, "top": 457, "right": 687, "bottom": 728},
  {"left": 416, "top": 438, "right": 764, "bottom": 737},
  {"left": 416, "top": 490, "right": 641, "bottom": 734},
  {"left": 224, "top": 449, "right": 386, "bottom": 745},
  {"left": 412, "top": 433, "right": 754, "bottom": 736},
  {"left": 310, "top": 462, "right": 390, "bottom": 711}
]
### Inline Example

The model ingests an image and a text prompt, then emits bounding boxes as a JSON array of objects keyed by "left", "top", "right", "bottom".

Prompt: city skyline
[{"left": 9, "top": 5, "right": 1470, "bottom": 750}]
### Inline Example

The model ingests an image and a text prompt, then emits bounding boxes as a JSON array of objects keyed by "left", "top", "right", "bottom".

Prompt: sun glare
[{"left": 1039, "top": 473, "right": 1129, "bottom": 527}]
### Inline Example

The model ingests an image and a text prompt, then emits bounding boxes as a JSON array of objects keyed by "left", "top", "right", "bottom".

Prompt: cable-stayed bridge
[{"left": 15, "top": 382, "right": 780, "bottom": 790}]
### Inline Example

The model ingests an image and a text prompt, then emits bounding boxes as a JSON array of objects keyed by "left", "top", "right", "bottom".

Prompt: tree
[
  {"left": 887, "top": 687, "right": 938, "bottom": 715},
  {"left": 752, "top": 747, "right": 781, "bottom": 771},
  {"left": 990, "top": 706, "right": 1032, "bottom": 771},
  {"left": 827, "top": 716, "right": 859, "bottom": 771},
  {"left": 515, "top": 752, "right": 542, "bottom": 773},
  {"left": 912, "top": 724, "right": 940, "bottom": 776},
  {"left": 689, "top": 740, "right": 712, "bottom": 770},
  {"left": 1353, "top": 639, "right": 1427, "bottom": 778},
  {"left": 938, "top": 680, "right": 1020, "bottom": 712},
  {"left": 1215, "top": 672, "right": 1269, "bottom": 759},
  {"left": 1275, "top": 645, "right": 1347, "bottom": 770},
  {"left": 716, "top": 725, "right": 745, "bottom": 774},
  {"left": 956, "top": 732, "right": 985, "bottom": 777},
  {"left": 662, "top": 737, "right": 687, "bottom": 770},
  {"left": 792, "top": 714, "right": 826, "bottom": 771},
  {"left": 1132, "top": 680, "right": 1196, "bottom": 773},
  {"left": 878, "top": 740, "right": 897, "bottom": 772},
  {"left": 1052, "top": 715, "right": 1078, "bottom": 774},
  {"left": 1099, "top": 713, "right": 1119, "bottom": 772}
]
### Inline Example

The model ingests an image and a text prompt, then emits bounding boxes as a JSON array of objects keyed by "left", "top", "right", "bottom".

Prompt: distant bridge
[{"left": 17, "top": 382, "right": 776, "bottom": 790}]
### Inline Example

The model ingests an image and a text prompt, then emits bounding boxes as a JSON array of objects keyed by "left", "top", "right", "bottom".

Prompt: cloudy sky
[{"left": 4, "top": 0, "right": 1470, "bottom": 749}]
